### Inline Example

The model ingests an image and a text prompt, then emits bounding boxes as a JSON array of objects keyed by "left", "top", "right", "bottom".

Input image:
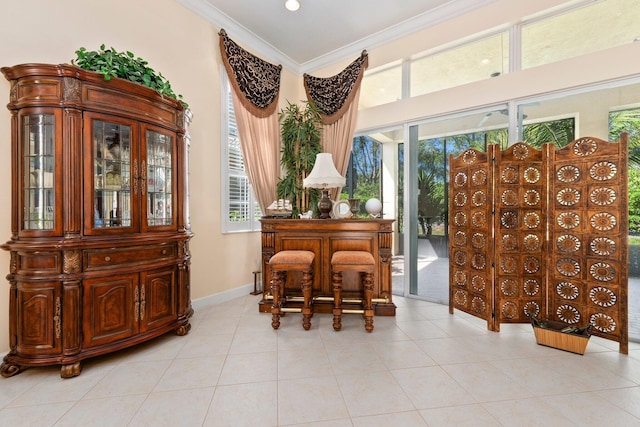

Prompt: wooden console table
[{"left": 259, "top": 218, "right": 396, "bottom": 316}]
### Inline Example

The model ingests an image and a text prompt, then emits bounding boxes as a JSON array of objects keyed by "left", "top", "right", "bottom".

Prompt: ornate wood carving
[
  {"left": 62, "top": 77, "right": 81, "bottom": 102},
  {"left": 262, "top": 231, "right": 276, "bottom": 249},
  {"left": 54, "top": 297, "right": 61, "bottom": 339},
  {"left": 0, "top": 362, "right": 21, "bottom": 378},
  {"left": 449, "top": 136, "right": 628, "bottom": 353},
  {"left": 548, "top": 137, "right": 628, "bottom": 353},
  {"left": 9, "top": 251, "right": 17, "bottom": 274},
  {"left": 494, "top": 142, "right": 546, "bottom": 327},
  {"left": 176, "top": 323, "right": 191, "bottom": 336},
  {"left": 8, "top": 80, "right": 16, "bottom": 103},
  {"left": 60, "top": 362, "right": 81, "bottom": 379},
  {"left": 63, "top": 251, "right": 82, "bottom": 274},
  {"left": 449, "top": 148, "right": 493, "bottom": 328}
]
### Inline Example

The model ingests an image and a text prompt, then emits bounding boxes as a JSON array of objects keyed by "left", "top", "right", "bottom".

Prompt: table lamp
[{"left": 303, "top": 153, "right": 345, "bottom": 219}]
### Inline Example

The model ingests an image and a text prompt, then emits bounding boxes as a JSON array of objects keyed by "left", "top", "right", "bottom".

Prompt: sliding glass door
[
  {"left": 354, "top": 79, "right": 640, "bottom": 342},
  {"left": 403, "top": 108, "right": 509, "bottom": 302}
]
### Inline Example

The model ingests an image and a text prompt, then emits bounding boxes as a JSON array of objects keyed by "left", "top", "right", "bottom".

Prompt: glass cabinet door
[
  {"left": 23, "top": 113, "right": 56, "bottom": 231},
  {"left": 92, "top": 120, "right": 133, "bottom": 230},
  {"left": 144, "top": 127, "right": 174, "bottom": 229}
]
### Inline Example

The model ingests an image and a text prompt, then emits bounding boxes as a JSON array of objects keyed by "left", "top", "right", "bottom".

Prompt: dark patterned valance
[
  {"left": 304, "top": 51, "right": 368, "bottom": 125},
  {"left": 219, "top": 29, "right": 282, "bottom": 118}
]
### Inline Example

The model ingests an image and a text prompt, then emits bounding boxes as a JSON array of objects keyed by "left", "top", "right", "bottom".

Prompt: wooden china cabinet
[{"left": 1, "top": 64, "right": 193, "bottom": 378}]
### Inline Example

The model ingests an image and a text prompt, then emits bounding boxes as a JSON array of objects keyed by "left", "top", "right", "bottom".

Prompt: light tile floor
[
  {"left": 1, "top": 294, "right": 639, "bottom": 426},
  {"left": 392, "top": 237, "right": 640, "bottom": 340}
]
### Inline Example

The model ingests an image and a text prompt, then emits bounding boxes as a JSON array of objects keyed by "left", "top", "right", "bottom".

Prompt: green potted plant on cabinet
[
  {"left": 276, "top": 100, "right": 323, "bottom": 216},
  {"left": 71, "top": 44, "right": 188, "bottom": 107}
]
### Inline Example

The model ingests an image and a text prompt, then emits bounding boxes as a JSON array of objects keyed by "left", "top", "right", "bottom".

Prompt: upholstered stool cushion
[
  {"left": 331, "top": 251, "right": 375, "bottom": 269},
  {"left": 269, "top": 250, "right": 315, "bottom": 268}
]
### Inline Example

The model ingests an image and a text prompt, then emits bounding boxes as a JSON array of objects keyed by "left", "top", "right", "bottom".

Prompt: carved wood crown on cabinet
[{"left": 0, "top": 64, "right": 194, "bottom": 378}]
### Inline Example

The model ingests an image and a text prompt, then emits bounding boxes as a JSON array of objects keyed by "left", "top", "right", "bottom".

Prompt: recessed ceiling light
[
  {"left": 285, "top": 0, "right": 300, "bottom": 12},
  {"left": 481, "top": 58, "right": 490, "bottom": 65}
]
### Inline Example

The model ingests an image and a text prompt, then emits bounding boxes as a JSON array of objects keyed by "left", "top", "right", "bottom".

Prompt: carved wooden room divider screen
[{"left": 449, "top": 135, "right": 628, "bottom": 353}]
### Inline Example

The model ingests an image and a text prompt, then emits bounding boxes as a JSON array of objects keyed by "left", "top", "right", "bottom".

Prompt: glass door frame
[
  {"left": 140, "top": 123, "right": 178, "bottom": 233},
  {"left": 402, "top": 104, "right": 510, "bottom": 299},
  {"left": 83, "top": 112, "right": 138, "bottom": 236}
]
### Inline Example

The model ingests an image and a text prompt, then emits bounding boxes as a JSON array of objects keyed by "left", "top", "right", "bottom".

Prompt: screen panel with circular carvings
[
  {"left": 448, "top": 148, "right": 492, "bottom": 322},
  {"left": 493, "top": 142, "right": 546, "bottom": 326},
  {"left": 548, "top": 136, "right": 628, "bottom": 352},
  {"left": 449, "top": 136, "right": 628, "bottom": 353}
]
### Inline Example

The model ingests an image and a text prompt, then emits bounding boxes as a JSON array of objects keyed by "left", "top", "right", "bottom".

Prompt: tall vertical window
[
  {"left": 343, "top": 135, "right": 382, "bottom": 215},
  {"left": 222, "top": 76, "right": 261, "bottom": 232}
]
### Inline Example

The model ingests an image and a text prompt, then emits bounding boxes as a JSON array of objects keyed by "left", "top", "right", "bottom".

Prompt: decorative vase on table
[
  {"left": 348, "top": 198, "right": 361, "bottom": 217},
  {"left": 365, "top": 198, "right": 382, "bottom": 218}
]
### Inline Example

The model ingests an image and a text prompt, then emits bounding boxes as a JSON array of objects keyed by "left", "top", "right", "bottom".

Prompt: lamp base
[{"left": 318, "top": 189, "right": 333, "bottom": 219}]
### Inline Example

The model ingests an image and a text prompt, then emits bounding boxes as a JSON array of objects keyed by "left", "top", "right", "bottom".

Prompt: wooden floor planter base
[{"left": 532, "top": 319, "right": 590, "bottom": 355}]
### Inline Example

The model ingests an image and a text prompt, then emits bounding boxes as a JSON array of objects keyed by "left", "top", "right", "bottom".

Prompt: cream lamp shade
[
  {"left": 303, "top": 153, "right": 345, "bottom": 219},
  {"left": 303, "top": 153, "right": 345, "bottom": 189}
]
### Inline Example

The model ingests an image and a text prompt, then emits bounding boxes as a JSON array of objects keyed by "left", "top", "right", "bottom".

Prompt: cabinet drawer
[
  {"left": 16, "top": 251, "right": 62, "bottom": 274},
  {"left": 85, "top": 244, "right": 176, "bottom": 270}
]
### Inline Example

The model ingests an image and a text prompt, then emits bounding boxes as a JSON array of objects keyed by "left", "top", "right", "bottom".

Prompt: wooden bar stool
[
  {"left": 269, "top": 250, "right": 315, "bottom": 330},
  {"left": 331, "top": 251, "right": 375, "bottom": 332}
]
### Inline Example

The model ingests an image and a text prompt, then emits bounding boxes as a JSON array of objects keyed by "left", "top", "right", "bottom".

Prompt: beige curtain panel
[{"left": 219, "top": 30, "right": 282, "bottom": 212}]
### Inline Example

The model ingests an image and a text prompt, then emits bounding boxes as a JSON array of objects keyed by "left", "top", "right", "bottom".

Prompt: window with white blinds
[{"left": 222, "top": 76, "right": 261, "bottom": 232}]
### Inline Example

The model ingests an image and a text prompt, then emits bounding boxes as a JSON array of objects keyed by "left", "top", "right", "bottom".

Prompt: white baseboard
[{"left": 191, "top": 283, "right": 254, "bottom": 310}]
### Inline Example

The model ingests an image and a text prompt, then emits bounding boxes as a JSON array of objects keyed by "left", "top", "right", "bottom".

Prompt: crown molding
[
  {"left": 177, "top": 0, "right": 302, "bottom": 73},
  {"left": 177, "top": 0, "right": 497, "bottom": 75},
  {"left": 299, "top": 0, "right": 497, "bottom": 74}
]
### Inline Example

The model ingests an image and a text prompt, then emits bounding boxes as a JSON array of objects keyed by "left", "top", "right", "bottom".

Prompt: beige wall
[{"left": 0, "top": 0, "right": 302, "bottom": 353}]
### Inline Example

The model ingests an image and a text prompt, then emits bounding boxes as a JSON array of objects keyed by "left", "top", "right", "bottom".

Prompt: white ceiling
[{"left": 177, "top": 0, "right": 497, "bottom": 73}]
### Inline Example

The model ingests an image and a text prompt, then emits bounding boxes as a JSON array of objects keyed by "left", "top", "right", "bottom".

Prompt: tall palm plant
[
  {"left": 417, "top": 168, "right": 445, "bottom": 235},
  {"left": 522, "top": 118, "right": 575, "bottom": 148},
  {"left": 609, "top": 110, "right": 640, "bottom": 234},
  {"left": 276, "top": 101, "right": 323, "bottom": 215}
]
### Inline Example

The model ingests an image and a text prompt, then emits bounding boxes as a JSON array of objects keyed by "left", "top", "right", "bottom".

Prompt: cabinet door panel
[
  {"left": 83, "top": 112, "right": 138, "bottom": 235},
  {"left": 16, "top": 283, "right": 61, "bottom": 355},
  {"left": 141, "top": 268, "right": 177, "bottom": 332},
  {"left": 83, "top": 274, "right": 137, "bottom": 347},
  {"left": 18, "top": 109, "right": 64, "bottom": 237},
  {"left": 141, "top": 124, "right": 177, "bottom": 232}
]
